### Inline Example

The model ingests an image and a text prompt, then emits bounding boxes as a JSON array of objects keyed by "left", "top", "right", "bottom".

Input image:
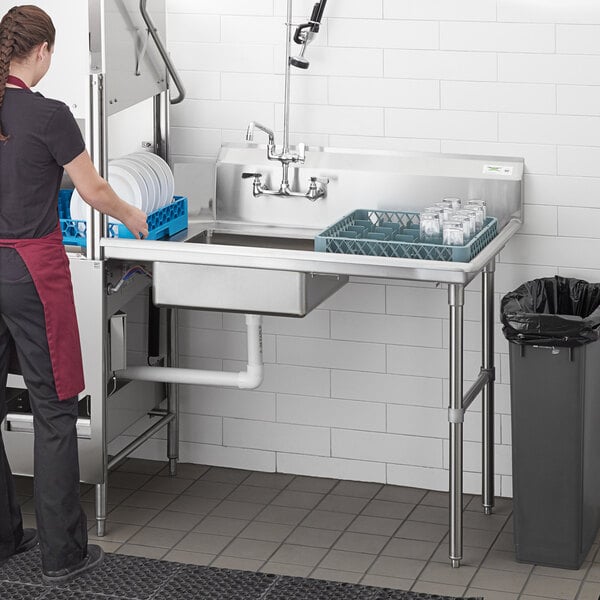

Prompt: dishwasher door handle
[{"left": 139, "top": 0, "right": 186, "bottom": 104}]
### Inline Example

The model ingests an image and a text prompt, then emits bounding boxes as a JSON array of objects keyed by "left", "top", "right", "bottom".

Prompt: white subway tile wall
[{"left": 155, "top": 0, "right": 600, "bottom": 498}]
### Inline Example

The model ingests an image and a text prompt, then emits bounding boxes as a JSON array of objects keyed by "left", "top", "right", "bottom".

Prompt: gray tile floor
[{"left": 14, "top": 459, "right": 600, "bottom": 600}]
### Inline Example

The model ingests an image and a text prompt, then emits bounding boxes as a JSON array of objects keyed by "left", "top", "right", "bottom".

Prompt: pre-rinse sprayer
[
  {"left": 290, "top": 0, "right": 328, "bottom": 69},
  {"left": 242, "top": 0, "right": 329, "bottom": 201}
]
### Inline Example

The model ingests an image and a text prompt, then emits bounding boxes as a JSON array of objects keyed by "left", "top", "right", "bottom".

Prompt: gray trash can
[{"left": 502, "top": 276, "right": 600, "bottom": 569}]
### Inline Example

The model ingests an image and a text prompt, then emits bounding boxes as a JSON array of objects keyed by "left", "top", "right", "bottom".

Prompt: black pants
[{"left": 0, "top": 248, "right": 87, "bottom": 571}]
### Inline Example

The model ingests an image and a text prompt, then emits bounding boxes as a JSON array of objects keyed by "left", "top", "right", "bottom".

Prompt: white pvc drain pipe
[{"left": 116, "top": 314, "right": 264, "bottom": 389}]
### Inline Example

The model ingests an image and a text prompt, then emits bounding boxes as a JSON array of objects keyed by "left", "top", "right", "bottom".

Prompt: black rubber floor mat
[
  {"left": 0, "top": 550, "right": 483, "bottom": 600},
  {"left": 0, "top": 581, "right": 47, "bottom": 599},
  {"left": 158, "top": 565, "right": 277, "bottom": 599}
]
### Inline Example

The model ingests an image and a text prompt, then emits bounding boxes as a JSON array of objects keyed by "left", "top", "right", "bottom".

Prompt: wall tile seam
[
  {"left": 440, "top": 47, "right": 557, "bottom": 55},
  {"left": 326, "top": 392, "right": 452, "bottom": 414},
  {"left": 222, "top": 329, "right": 333, "bottom": 340},
  {"left": 526, "top": 173, "right": 600, "bottom": 183},
  {"left": 274, "top": 419, "right": 387, "bottom": 434},
  {"left": 331, "top": 370, "right": 445, "bottom": 382},
  {"left": 322, "top": 307, "right": 388, "bottom": 316},
  {"left": 170, "top": 124, "right": 242, "bottom": 132},
  {"left": 177, "top": 323, "right": 227, "bottom": 332},
  {"left": 556, "top": 51, "right": 600, "bottom": 57},
  {"left": 382, "top": 9, "right": 496, "bottom": 22},
  {"left": 171, "top": 153, "right": 220, "bottom": 161},
  {"left": 272, "top": 332, "right": 387, "bottom": 345},
  {"left": 501, "top": 113, "right": 600, "bottom": 124},
  {"left": 331, "top": 428, "right": 459, "bottom": 445},
  {"left": 276, "top": 391, "right": 392, "bottom": 404},
  {"left": 438, "top": 19, "right": 556, "bottom": 26},
  {"left": 496, "top": 18, "right": 600, "bottom": 25},
  {"left": 386, "top": 108, "right": 509, "bottom": 117},
  {"left": 277, "top": 393, "right": 390, "bottom": 407},
  {"left": 499, "top": 49, "right": 600, "bottom": 58},
  {"left": 177, "top": 405, "right": 266, "bottom": 418},
  {"left": 221, "top": 445, "right": 332, "bottom": 459},
  {"left": 177, "top": 327, "right": 277, "bottom": 339}
]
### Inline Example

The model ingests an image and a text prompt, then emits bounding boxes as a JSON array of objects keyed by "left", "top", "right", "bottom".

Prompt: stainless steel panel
[
  {"left": 90, "top": 0, "right": 167, "bottom": 116},
  {"left": 215, "top": 145, "right": 523, "bottom": 230},
  {"left": 153, "top": 262, "right": 348, "bottom": 316}
]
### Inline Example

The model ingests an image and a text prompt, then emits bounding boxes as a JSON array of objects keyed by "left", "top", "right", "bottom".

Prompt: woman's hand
[{"left": 121, "top": 205, "right": 149, "bottom": 240}]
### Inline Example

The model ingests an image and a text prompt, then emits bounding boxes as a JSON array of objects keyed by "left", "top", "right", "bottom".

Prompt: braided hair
[{"left": 0, "top": 5, "right": 55, "bottom": 141}]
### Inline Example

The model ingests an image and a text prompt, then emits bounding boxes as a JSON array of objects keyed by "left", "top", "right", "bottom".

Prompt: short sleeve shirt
[{"left": 0, "top": 88, "right": 85, "bottom": 238}]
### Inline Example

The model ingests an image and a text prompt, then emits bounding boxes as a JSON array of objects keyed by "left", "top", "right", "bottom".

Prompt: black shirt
[{"left": 0, "top": 88, "right": 85, "bottom": 239}]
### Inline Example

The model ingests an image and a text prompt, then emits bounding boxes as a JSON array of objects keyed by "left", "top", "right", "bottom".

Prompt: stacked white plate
[{"left": 69, "top": 151, "right": 175, "bottom": 223}]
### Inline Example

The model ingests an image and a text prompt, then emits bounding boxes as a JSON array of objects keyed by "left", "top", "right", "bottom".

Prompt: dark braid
[
  {"left": 0, "top": 8, "right": 18, "bottom": 141},
  {"left": 0, "top": 5, "right": 56, "bottom": 142}
]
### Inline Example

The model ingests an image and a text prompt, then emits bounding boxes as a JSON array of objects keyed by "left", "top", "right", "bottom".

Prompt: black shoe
[
  {"left": 15, "top": 529, "right": 38, "bottom": 555},
  {"left": 42, "top": 545, "right": 104, "bottom": 584}
]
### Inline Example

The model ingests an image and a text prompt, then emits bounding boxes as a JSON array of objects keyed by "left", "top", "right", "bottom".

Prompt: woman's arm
[{"left": 63, "top": 150, "right": 148, "bottom": 239}]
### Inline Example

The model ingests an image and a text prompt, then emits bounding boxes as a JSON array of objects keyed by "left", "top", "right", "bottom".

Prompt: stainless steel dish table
[
  {"left": 102, "top": 145, "right": 524, "bottom": 568},
  {"left": 103, "top": 206, "right": 522, "bottom": 568}
]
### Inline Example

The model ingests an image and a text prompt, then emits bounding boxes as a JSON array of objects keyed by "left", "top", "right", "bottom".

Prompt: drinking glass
[
  {"left": 419, "top": 212, "right": 441, "bottom": 242},
  {"left": 443, "top": 220, "right": 464, "bottom": 246}
]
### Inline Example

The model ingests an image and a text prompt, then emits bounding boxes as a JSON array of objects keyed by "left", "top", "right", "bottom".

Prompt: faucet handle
[
  {"left": 297, "top": 142, "right": 306, "bottom": 163},
  {"left": 241, "top": 172, "right": 262, "bottom": 179}
]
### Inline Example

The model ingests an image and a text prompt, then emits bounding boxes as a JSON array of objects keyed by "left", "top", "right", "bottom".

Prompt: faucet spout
[{"left": 246, "top": 121, "right": 275, "bottom": 145}]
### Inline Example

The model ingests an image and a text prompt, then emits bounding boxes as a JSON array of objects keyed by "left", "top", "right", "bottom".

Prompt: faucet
[
  {"left": 246, "top": 121, "right": 275, "bottom": 149},
  {"left": 246, "top": 121, "right": 305, "bottom": 167},
  {"left": 242, "top": 0, "right": 328, "bottom": 201}
]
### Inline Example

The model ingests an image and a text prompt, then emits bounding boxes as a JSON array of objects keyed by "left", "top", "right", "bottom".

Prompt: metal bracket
[
  {"left": 481, "top": 366, "right": 495, "bottom": 381},
  {"left": 448, "top": 408, "right": 465, "bottom": 424}
]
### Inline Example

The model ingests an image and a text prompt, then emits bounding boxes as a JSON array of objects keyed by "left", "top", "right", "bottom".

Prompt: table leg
[
  {"left": 482, "top": 259, "right": 496, "bottom": 515},
  {"left": 95, "top": 479, "right": 107, "bottom": 536},
  {"left": 448, "top": 283, "right": 464, "bottom": 568},
  {"left": 167, "top": 308, "right": 179, "bottom": 477}
]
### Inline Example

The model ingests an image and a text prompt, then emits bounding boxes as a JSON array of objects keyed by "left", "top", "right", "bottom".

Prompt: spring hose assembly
[{"left": 242, "top": 0, "right": 330, "bottom": 200}]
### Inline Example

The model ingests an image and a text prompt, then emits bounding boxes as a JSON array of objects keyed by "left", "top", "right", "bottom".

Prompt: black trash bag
[{"left": 501, "top": 276, "right": 600, "bottom": 347}]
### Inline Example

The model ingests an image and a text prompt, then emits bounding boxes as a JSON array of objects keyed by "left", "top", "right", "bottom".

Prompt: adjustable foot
[
  {"left": 483, "top": 506, "right": 493, "bottom": 515},
  {"left": 96, "top": 519, "right": 105, "bottom": 537},
  {"left": 451, "top": 558, "right": 461, "bottom": 568}
]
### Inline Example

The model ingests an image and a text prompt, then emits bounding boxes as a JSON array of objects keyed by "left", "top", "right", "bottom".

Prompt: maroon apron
[
  {"left": 0, "top": 226, "right": 85, "bottom": 400},
  {"left": 1, "top": 76, "right": 84, "bottom": 399}
]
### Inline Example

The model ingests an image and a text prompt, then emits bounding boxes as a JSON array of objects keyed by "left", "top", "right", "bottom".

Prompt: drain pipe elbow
[{"left": 237, "top": 363, "right": 264, "bottom": 389}]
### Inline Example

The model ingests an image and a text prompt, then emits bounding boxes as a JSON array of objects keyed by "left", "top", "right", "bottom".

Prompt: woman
[{"left": 0, "top": 5, "right": 148, "bottom": 583}]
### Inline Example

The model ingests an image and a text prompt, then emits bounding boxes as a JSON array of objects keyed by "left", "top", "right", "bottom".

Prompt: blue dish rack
[
  {"left": 314, "top": 209, "right": 497, "bottom": 262},
  {"left": 58, "top": 189, "right": 188, "bottom": 247}
]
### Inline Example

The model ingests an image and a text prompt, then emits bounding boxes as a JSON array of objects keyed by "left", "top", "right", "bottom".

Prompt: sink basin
[
  {"left": 153, "top": 227, "right": 348, "bottom": 316},
  {"left": 186, "top": 230, "right": 315, "bottom": 252}
]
